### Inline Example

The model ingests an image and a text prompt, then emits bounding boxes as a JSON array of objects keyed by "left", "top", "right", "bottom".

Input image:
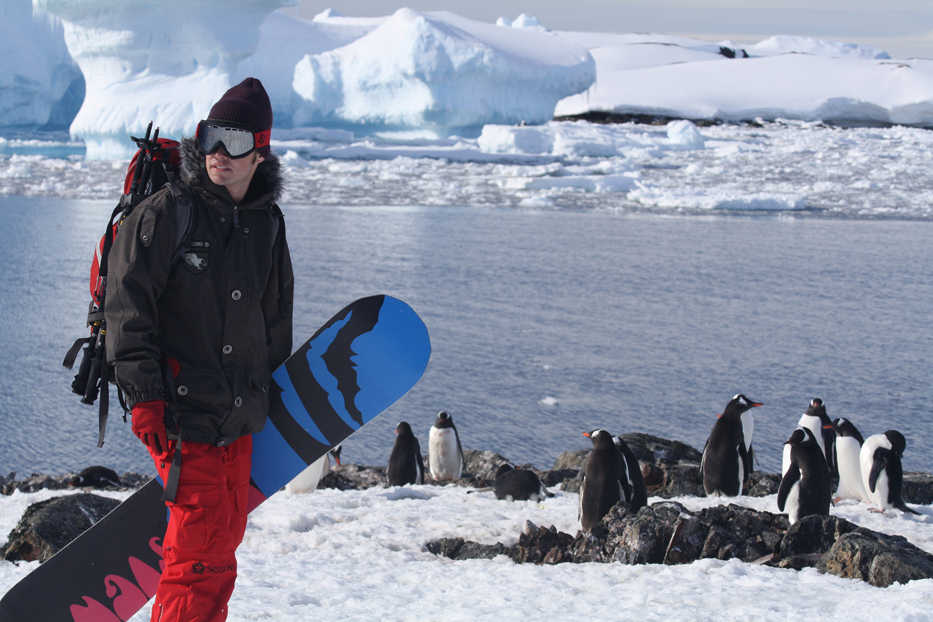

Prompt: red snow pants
[{"left": 148, "top": 435, "right": 252, "bottom": 622}]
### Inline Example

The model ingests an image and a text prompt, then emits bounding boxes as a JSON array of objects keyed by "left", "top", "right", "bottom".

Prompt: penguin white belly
[
  {"left": 835, "top": 437, "right": 868, "bottom": 502},
  {"left": 781, "top": 443, "right": 792, "bottom": 477},
  {"left": 869, "top": 472, "right": 890, "bottom": 510},
  {"left": 736, "top": 445, "right": 745, "bottom": 496},
  {"left": 860, "top": 434, "right": 891, "bottom": 510},
  {"left": 429, "top": 427, "right": 461, "bottom": 480},
  {"left": 740, "top": 411, "right": 754, "bottom": 453},
  {"left": 285, "top": 454, "right": 330, "bottom": 494},
  {"left": 784, "top": 481, "right": 801, "bottom": 525}
]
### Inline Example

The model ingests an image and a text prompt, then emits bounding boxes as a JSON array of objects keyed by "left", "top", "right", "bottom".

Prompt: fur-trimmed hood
[{"left": 179, "top": 136, "right": 283, "bottom": 206}]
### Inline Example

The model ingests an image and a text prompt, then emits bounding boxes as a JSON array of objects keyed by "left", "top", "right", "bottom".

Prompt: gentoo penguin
[
  {"left": 833, "top": 417, "right": 869, "bottom": 503},
  {"left": 797, "top": 398, "right": 836, "bottom": 476},
  {"left": 612, "top": 434, "right": 648, "bottom": 512},
  {"left": 860, "top": 430, "right": 920, "bottom": 515},
  {"left": 777, "top": 427, "right": 832, "bottom": 525},
  {"left": 285, "top": 445, "right": 343, "bottom": 494},
  {"left": 579, "top": 429, "right": 624, "bottom": 531},
  {"left": 700, "top": 394, "right": 763, "bottom": 496},
  {"left": 386, "top": 421, "right": 424, "bottom": 486},
  {"left": 428, "top": 410, "right": 465, "bottom": 482},
  {"left": 493, "top": 464, "right": 548, "bottom": 501}
]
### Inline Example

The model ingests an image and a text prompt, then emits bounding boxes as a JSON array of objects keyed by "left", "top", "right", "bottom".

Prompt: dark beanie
[{"left": 207, "top": 77, "right": 273, "bottom": 156}]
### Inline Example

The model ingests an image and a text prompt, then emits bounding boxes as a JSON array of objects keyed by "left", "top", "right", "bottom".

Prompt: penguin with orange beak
[{"left": 700, "top": 394, "right": 763, "bottom": 496}]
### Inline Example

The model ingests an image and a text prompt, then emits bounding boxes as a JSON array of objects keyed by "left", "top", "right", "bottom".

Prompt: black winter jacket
[{"left": 105, "top": 138, "right": 294, "bottom": 446}]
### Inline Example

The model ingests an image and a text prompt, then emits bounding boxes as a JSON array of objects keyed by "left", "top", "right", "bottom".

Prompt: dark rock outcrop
[
  {"left": 818, "top": 528, "right": 933, "bottom": 587},
  {"left": 425, "top": 500, "right": 933, "bottom": 587},
  {"left": 902, "top": 473, "right": 933, "bottom": 505},
  {"left": 1, "top": 494, "right": 120, "bottom": 562},
  {"left": 1, "top": 468, "right": 147, "bottom": 495},
  {"left": 318, "top": 464, "right": 385, "bottom": 490},
  {"left": 461, "top": 449, "right": 513, "bottom": 485}
]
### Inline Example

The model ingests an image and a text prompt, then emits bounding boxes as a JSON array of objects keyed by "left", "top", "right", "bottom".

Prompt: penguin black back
[
  {"left": 866, "top": 430, "right": 919, "bottom": 515},
  {"left": 701, "top": 394, "right": 763, "bottom": 496},
  {"left": 613, "top": 435, "right": 647, "bottom": 512},
  {"left": 493, "top": 464, "right": 546, "bottom": 501},
  {"left": 777, "top": 427, "right": 831, "bottom": 523},
  {"left": 579, "top": 429, "right": 624, "bottom": 531},
  {"left": 799, "top": 398, "right": 836, "bottom": 476},
  {"left": 386, "top": 421, "right": 424, "bottom": 485}
]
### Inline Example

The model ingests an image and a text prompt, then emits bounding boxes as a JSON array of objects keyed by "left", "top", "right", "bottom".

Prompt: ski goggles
[{"left": 196, "top": 121, "right": 271, "bottom": 158}]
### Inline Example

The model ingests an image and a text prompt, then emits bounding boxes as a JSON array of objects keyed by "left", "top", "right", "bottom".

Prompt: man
[{"left": 105, "top": 77, "right": 293, "bottom": 622}]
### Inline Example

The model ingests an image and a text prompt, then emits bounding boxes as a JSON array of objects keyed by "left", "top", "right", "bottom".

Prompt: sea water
[{"left": 0, "top": 195, "right": 929, "bottom": 477}]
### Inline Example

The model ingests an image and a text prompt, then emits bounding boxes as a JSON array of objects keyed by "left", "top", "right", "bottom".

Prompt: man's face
[{"left": 205, "top": 148, "right": 264, "bottom": 193}]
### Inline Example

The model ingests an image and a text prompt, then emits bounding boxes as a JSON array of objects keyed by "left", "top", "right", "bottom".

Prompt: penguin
[
  {"left": 428, "top": 410, "right": 465, "bottom": 482},
  {"left": 493, "top": 464, "right": 548, "bottom": 501},
  {"left": 700, "top": 394, "right": 763, "bottom": 496},
  {"left": 797, "top": 398, "right": 836, "bottom": 476},
  {"left": 777, "top": 427, "right": 831, "bottom": 525},
  {"left": 285, "top": 445, "right": 342, "bottom": 494},
  {"left": 579, "top": 429, "right": 625, "bottom": 531},
  {"left": 779, "top": 428, "right": 804, "bottom": 520},
  {"left": 833, "top": 417, "right": 869, "bottom": 503},
  {"left": 386, "top": 421, "right": 425, "bottom": 486},
  {"left": 612, "top": 434, "right": 648, "bottom": 512},
  {"left": 860, "top": 430, "right": 920, "bottom": 515}
]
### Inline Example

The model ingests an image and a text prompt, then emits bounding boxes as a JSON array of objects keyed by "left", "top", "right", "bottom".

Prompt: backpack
[{"left": 62, "top": 122, "right": 196, "bottom": 447}]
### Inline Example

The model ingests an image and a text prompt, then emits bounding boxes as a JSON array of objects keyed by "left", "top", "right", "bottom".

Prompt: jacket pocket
[{"left": 172, "top": 369, "right": 232, "bottom": 416}]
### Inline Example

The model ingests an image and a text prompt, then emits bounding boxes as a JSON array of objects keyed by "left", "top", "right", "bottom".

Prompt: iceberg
[
  {"left": 0, "top": 0, "right": 83, "bottom": 131},
  {"left": 290, "top": 9, "right": 595, "bottom": 134},
  {"left": 8, "top": 2, "right": 933, "bottom": 157},
  {"left": 34, "top": 0, "right": 297, "bottom": 157}
]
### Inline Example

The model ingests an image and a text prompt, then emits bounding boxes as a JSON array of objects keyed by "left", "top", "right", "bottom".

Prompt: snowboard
[{"left": 0, "top": 295, "right": 430, "bottom": 622}]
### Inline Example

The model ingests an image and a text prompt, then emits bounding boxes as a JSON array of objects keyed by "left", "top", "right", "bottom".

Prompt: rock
[
  {"left": 656, "top": 463, "right": 705, "bottom": 497},
  {"left": 0, "top": 469, "right": 148, "bottom": 495},
  {"left": 552, "top": 450, "right": 587, "bottom": 471},
  {"left": 510, "top": 523, "right": 575, "bottom": 564},
  {"left": 423, "top": 537, "right": 506, "bottom": 560},
  {"left": 424, "top": 497, "right": 933, "bottom": 586},
  {"left": 1, "top": 474, "right": 68, "bottom": 495},
  {"left": 902, "top": 472, "right": 933, "bottom": 505},
  {"left": 540, "top": 468, "right": 578, "bottom": 488},
  {"left": 1, "top": 494, "right": 120, "bottom": 562},
  {"left": 744, "top": 471, "right": 781, "bottom": 497},
  {"left": 462, "top": 449, "right": 511, "bottom": 483},
  {"left": 772, "top": 514, "right": 857, "bottom": 569},
  {"left": 559, "top": 470, "right": 583, "bottom": 494},
  {"left": 818, "top": 529, "right": 933, "bottom": 587},
  {"left": 617, "top": 433, "right": 703, "bottom": 465},
  {"left": 603, "top": 501, "right": 682, "bottom": 564},
  {"left": 318, "top": 464, "right": 384, "bottom": 490},
  {"left": 606, "top": 434, "right": 708, "bottom": 498}
]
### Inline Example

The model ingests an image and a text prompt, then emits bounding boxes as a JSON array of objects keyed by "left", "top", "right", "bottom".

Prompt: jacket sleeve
[
  {"left": 104, "top": 191, "right": 178, "bottom": 408},
  {"left": 262, "top": 210, "right": 294, "bottom": 371}
]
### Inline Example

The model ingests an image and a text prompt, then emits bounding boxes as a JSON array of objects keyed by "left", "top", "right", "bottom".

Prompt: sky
[{"left": 290, "top": 0, "right": 933, "bottom": 58}]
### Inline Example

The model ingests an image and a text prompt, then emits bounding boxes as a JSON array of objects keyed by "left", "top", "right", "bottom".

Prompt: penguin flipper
[
  {"left": 699, "top": 438, "right": 709, "bottom": 486},
  {"left": 452, "top": 423, "right": 466, "bottom": 465},
  {"left": 777, "top": 462, "right": 800, "bottom": 511},
  {"left": 868, "top": 448, "right": 889, "bottom": 493}
]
